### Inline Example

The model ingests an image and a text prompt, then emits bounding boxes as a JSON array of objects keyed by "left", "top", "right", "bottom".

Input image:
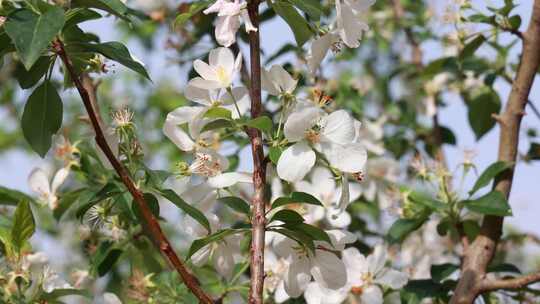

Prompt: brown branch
[
  {"left": 451, "top": 1, "right": 540, "bottom": 303},
  {"left": 480, "top": 272, "right": 540, "bottom": 292},
  {"left": 52, "top": 39, "right": 213, "bottom": 304},
  {"left": 246, "top": 0, "right": 266, "bottom": 303}
]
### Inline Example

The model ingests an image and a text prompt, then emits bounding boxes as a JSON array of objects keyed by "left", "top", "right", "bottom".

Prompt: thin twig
[
  {"left": 480, "top": 272, "right": 540, "bottom": 292},
  {"left": 246, "top": 0, "right": 266, "bottom": 303},
  {"left": 52, "top": 39, "right": 213, "bottom": 304}
]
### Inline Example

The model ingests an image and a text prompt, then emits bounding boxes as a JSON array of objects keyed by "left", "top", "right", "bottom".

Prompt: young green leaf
[
  {"left": 270, "top": 227, "right": 316, "bottom": 253},
  {"left": 64, "top": 8, "right": 102, "bottom": 29},
  {"left": 270, "top": 209, "right": 305, "bottom": 224},
  {"left": 77, "top": 42, "right": 151, "bottom": 80},
  {"left": 201, "top": 119, "right": 234, "bottom": 132},
  {"left": 469, "top": 161, "right": 513, "bottom": 196},
  {"left": 21, "top": 81, "right": 63, "bottom": 157},
  {"left": 204, "top": 107, "right": 232, "bottom": 120},
  {"left": 174, "top": 0, "right": 212, "bottom": 27},
  {"left": 289, "top": 0, "right": 323, "bottom": 20},
  {"left": 71, "top": 0, "right": 128, "bottom": 20},
  {"left": 283, "top": 222, "right": 331, "bottom": 244},
  {"left": 271, "top": 191, "right": 323, "bottom": 209},
  {"left": 218, "top": 196, "right": 251, "bottom": 215},
  {"left": 132, "top": 193, "right": 161, "bottom": 221},
  {"left": 187, "top": 229, "right": 245, "bottom": 259},
  {"left": 269, "top": 146, "right": 283, "bottom": 165},
  {"left": 14, "top": 56, "right": 52, "bottom": 89},
  {"left": 430, "top": 263, "right": 459, "bottom": 283},
  {"left": 462, "top": 190, "right": 512, "bottom": 216},
  {"left": 11, "top": 201, "right": 35, "bottom": 252},
  {"left": 466, "top": 87, "right": 501, "bottom": 140},
  {"left": 53, "top": 189, "right": 86, "bottom": 221},
  {"left": 159, "top": 189, "right": 211, "bottom": 233},
  {"left": 460, "top": 35, "right": 486, "bottom": 59},
  {"left": 270, "top": 0, "right": 313, "bottom": 47},
  {"left": 244, "top": 116, "right": 273, "bottom": 133},
  {"left": 0, "top": 186, "right": 35, "bottom": 206},
  {"left": 387, "top": 216, "right": 428, "bottom": 244},
  {"left": 5, "top": 7, "right": 65, "bottom": 69}
]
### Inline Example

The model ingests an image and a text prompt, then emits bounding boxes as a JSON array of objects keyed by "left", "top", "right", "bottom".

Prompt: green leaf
[
  {"left": 41, "top": 289, "right": 91, "bottom": 300},
  {"left": 431, "top": 263, "right": 459, "bottom": 283},
  {"left": 218, "top": 196, "right": 251, "bottom": 215},
  {"left": 91, "top": 242, "right": 123, "bottom": 276},
  {"left": 14, "top": 56, "right": 52, "bottom": 89},
  {"left": 289, "top": 0, "right": 323, "bottom": 20},
  {"left": 132, "top": 193, "right": 161, "bottom": 221},
  {"left": 508, "top": 15, "right": 521, "bottom": 30},
  {"left": 271, "top": 191, "right": 323, "bottom": 209},
  {"left": 21, "top": 81, "right": 63, "bottom": 157},
  {"left": 400, "top": 279, "right": 447, "bottom": 303},
  {"left": 76, "top": 183, "right": 123, "bottom": 219},
  {"left": 244, "top": 116, "right": 273, "bottom": 133},
  {"left": 283, "top": 222, "right": 331, "bottom": 244},
  {"left": 53, "top": 189, "right": 86, "bottom": 221},
  {"left": 469, "top": 161, "right": 513, "bottom": 195},
  {"left": 466, "top": 87, "right": 501, "bottom": 140},
  {"left": 5, "top": 7, "right": 65, "bottom": 69},
  {"left": 64, "top": 8, "right": 102, "bottom": 29},
  {"left": 408, "top": 190, "right": 446, "bottom": 212},
  {"left": 159, "top": 189, "right": 211, "bottom": 233},
  {"left": 270, "top": 0, "right": 313, "bottom": 47},
  {"left": 269, "top": 146, "right": 283, "bottom": 165},
  {"left": 77, "top": 42, "right": 151, "bottom": 80},
  {"left": 201, "top": 119, "right": 233, "bottom": 132},
  {"left": 463, "top": 190, "right": 512, "bottom": 216},
  {"left": 440, "top": 126, "right": 456, "bottom": 145},
  {"left": 174, "top": 0, "right": 212, "bottom": 27},
  {"left": 387, "top": 216, "right": 428, "bottom": 244},
  {"left": 271, "top": 227, "right": 316, "bottom": 252},
  {"left": 487, "top": 263, "right": 521, "bottom": 274},
  {"left": 204, "top": 107, "right": 232, "bottom": 120},
  {"left": 187, "top": 229, "right": 245, "bottom": 259},
  {"left": 0, "top": 186, "right": 34, "bottom": 206},
  {"left": 460, "top": 35, "right": 486, "bottom": 59},
  {"left": 270, "top": 209, "right": 304, "bottom": 224},
  {"left": 526, "top": 142, "right": 540, "bottom": 161},
  {"left": 72, "top": 0, "right": 128, "bottom": 19},
  {"left": 11, "top": 201, "right": 35, "bottom": 252}
]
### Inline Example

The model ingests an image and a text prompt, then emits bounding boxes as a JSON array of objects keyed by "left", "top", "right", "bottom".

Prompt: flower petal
[
  {"left": 311, "top": 250, "right": 347, "bottom": 289},
  {"left": 193, "top": 60, "right": 217, "bottom": 81},
  {"left": 360, "top": 285, "right": 383, "bottom": 304},
  {"left": 277, "top": 142, "right": 316, "bottom": 182},
  {"left": 185, "top": 83, "right": 213, "bottom": 106},
  {"left": 207, "top": 172, "right": 252, "bottom": 188},
  {"left": 51, "top": 167, "right": 69, "bottom": 195},
  {"left": 321, "top": 142, "right": 367, "bottom": 173},
  {"left": 215, "top": 15, "right": 240, "bottom": 47},
  {"left": 322, "top": 110, "right": 355, "bottom": 145},
  {"left": 304, "top": 281, "right": 348, "bottom": 304},
  {"left": 270, "top": 65, "right": 297, "bottom": 94},
  {"left": 308, "top": 33, "right": 339, "bottom": 73},
  {"left": 284, "top": 107, "right": 321, "bottom": 142},
  {"left": 375, "top": 269, "right": 409, "bottom": 289},
  {"left": 284, "top": 256, "right": 311, "bottom": 297},
  {"left": 214, "top": 243, "right": 235, "bottom": 279},
  {"left": 367, "top": 244, "right": 387, "bottom": 275},
  {"left": 210, "top": 47, "right": 235, "bottom": 76},
  {"left": 28, "top": 168, "right": 50, "bottom": 197}
]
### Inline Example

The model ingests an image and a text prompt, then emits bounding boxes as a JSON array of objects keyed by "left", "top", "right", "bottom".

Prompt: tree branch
[
  {"left": 451, "top": 1, "right": 540, "bottom": 303},
  {"left": 480, "top": 272, "right": 540, "bottom": 292},
  {"left": 52, "top": 39, "right": 213, "bottom": 304},
  {"left": 246, "top": 0, "right": 266, "bottom": 303}
]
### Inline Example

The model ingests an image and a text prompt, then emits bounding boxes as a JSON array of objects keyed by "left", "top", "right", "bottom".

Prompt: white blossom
[
  {"left": 204, "top": 0, "right": 257, "bottom": 47},
  {"left": 28, "top": 167, "right": 70, "bottom": 210},
  {"left": 190, "top": 47, "right": 242, "bottom": 89}
]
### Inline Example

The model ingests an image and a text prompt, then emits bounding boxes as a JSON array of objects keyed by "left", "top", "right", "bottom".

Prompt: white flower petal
[
  {"left": 304, "top": 281, "right": 348, "bottom": 304},
  {"left": 215, "top": 15, "right": 240, "bottom": 47},
  {"left": 28, "top": 168, "right": 51, "bottom": 197},
  {"left": 185, "top": 83, "right": 213, "bottom": 106},
  {"left": 270, "top": 65, "right": 297, "bottom": 94},
  {"left": 367, "top": 244, "right": 387, "bottom": 275},
  {"left": 275, "top": 280, "right": 290, "bottom": 303},
  {"left": 193, "top": 60, "right": 217, "bottom": 81},
  {"left": 308, "top": 33, "right": 339, "bottom": 73},
  {"left": 207, "top": 172, "right": 252, "bottom": 188},
  {"left": 277, "top": 142, "right": 316, "bottom": 182},
  {"left": 210, "top": 47, "right": 235, "bottom": 76},
  {"left": 191, "top": 244, "right": 212, "bottom": 266},
  {"left": 360, "top": 285, "right": 383, "bottom": 304},
  {"left": 326, "top": 209, "right": 351, "bottom": 228},
  {"left": 51, "top": 167, "right": 69, "bottom": 195},
  {"left": 284, "top": 257, "right": 311, "bottom": 297},
  {"left": 103, "top": 293, "right": 123, "bottom": 304},
  {"left": 311, "top": 250, "right": 347, "bottom": 289},
  {"left": 321, "top": 142, "right": 367, "bottom": 173},
  {"left": 214, "top": 243, "right": 235, "bottom": 279},
  {"left": 284, "top": 107, "right": 321, "bottom": 142},
  {"left": 322, "top": 110, "right": 355, "bottom": 144},
  {"left": 326, "top": 229, "right": 356, "bottom": 250},
  {"left": 375, "top": 269, "right": 409, "bottom": 289}
]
